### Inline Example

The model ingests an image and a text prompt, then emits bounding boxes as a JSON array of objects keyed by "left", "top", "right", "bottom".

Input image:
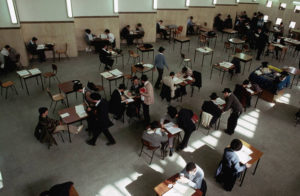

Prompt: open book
[
  {"left": 164, "top": 122, "right": 182, "bottom": 135},
  {"left": 162, "top": 182, "right": 195, "bottom": 196}
]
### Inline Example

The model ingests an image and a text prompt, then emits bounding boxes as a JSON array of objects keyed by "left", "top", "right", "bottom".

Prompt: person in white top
[{"left": 101, "top": 29, "right": 115, "bottom": 48}]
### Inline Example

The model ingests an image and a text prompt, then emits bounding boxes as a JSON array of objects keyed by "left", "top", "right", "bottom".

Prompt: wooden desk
[
  {"left": 16, "top": 68, "right": 44, "bottom": 95},
  {"left": 222, "top": 28, "right": 238, "bottom": 40},
  {"left": 132, "top": 64, "right": 154, "bottom": 81},
  {"left": 100, "top": 70, "right": 124, "bottom": 96},
  {"left": 58, "top": 104, "right": 87, "bottom": 142},
  {"left": 231, "top": 53, "right": 253, "bottom": 75},
  {"left": 198, "top": 27, "right": 212, "bottom": 33},
  {"left": 38, "top": 44, "right": 55, "bottom": 62},
  {"left": 210, "top": 62, "right": 235, "bottom": 84},
  {"left": 194, "top": 47, "right": 214, "bottom": 68},
  {"left": 154, "top": 174, "right": 203, "bottom": 196},
  {"left": 282, "top": 66, "right": 300, "bottom": 89},
  {"left": 228, "top": 38, "right": 245, "bottom": 51},
  {"left": 166, "top": 24, "right": 178, "bottom": 43},
  {"left": 136, "top": 46, "right": 154, "bottom": 61},
  {"left": 239, "top": 139, "right": 263, "bottom": 186},
  {"left": 201, "top": 33, "right": 217, "bottom": 48},
  {"left": 173, "top": 37, "right": 190, "bottom": 52},
  {"left": 58, "top": 81, "right": 80, "bottom": 107}
]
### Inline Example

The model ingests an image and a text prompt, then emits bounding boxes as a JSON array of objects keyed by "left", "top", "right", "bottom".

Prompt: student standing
[
  {"left": 154, "top": 47, "right": 168, "bottom": 89},
  {"left": 140, "top": 75, "right": 154, "bottom": 126},
  {"left": 255, "top": 28, "right": 268, "bottom": 60}
]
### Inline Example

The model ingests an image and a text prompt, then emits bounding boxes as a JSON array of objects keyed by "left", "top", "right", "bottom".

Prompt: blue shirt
[{"left": 154, "top": 53, "right": 168, "bottom": 69}]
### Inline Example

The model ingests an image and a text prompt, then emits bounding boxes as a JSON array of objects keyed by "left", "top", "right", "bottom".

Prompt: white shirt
[
  {"left": 1, "top": 48, "right": 9, "bottom": 56},
  {"left": 86, "top": 33, "right": 94, "bottom": 41},
  {"left": 95, "top": 99, "right": 101, "bottom": 107},
  {"left": 100, "top": 33, "right": 115, "bottom": 43}
]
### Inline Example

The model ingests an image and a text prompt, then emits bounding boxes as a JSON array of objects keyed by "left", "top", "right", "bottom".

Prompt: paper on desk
[
  {"left": 219, "top": 62, "right": 233, "bottom": 69},
  {"left": 60, "top": 112, "right": 70, "bottom": 118},
  {"left": 186, "top": 76, "right": 193, "bottom": 81},
  {"left": 110, "top": 51, "right": 117, "bottom": 55},
  {"left": 143, "top": 64, "right": 153, "bottom": 68},
  {"left": 109, "top": 69, "right": 123, "bottom": 76},
  {"left": 121, "top": 98, "right": 134, "bottom": 103},
  {"left": 75, "top": 104, "right": 87, "bottom": 118},
  {"left": 215, "top": 97, "right": 226, "bottom": 105},
  {"left": 17, "top": 70, "right": 30, "bottom": 77},
  {"left": 28, "top": 68, "right": 41, "bottom": 75},
  {"left": 235, "top": 145, "right": 253, "bottom": 164},
  {"left": 100, "top": 72, "right": 113, "bottom": 78},
  {"left": 37, "top": 44, "right": 45, "bottom": 50},
  {"left": 246, "top": 88, "right": 254, "bottom": 94},
  {"left": 196, "top": 47, "right": 212, "bottom": 53},
  {"left": 164, "top": 122, "right": 182, "bottom": 135},
  {"left": 162, "top": 182, "right": 195, "bottom": 196},
  {"left": 255, "top": 70, "right": 262, "bottom": 76},
  {"left": 173, "top": 77, "right": 184, "bottom": 85}
]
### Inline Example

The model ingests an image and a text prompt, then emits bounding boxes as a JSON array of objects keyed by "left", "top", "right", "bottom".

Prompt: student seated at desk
[
  {"left": 215, "top": 139, "right": 251, "bottom": 192},
  {"left": 201, "top": 92, "right": 222, "bottom": 128},
  {"left": 109, "top": 84, "right": 127, "bottom": 120},
  {"left": 127, "top": 76, "right": 142, "bottom": 118},
  {"left": 179, "top": 162, "right": 206, "bottom": 195},
  {"left": 84, "top": 29, "right": 96, "bottom": 51},
  {"left": 100, "top": 29, "right": 115, "bottom": 48},
  {"left": 224, "top": 15, "right": 233, "bottom": 29},
  {"left": 27, "top": 37, "right": 46, "bottom": 62},
  {"left": 213, "top": 13, "right": 223, "bottom": 31},
  {"left": 156, "top": 20, "right": 168, "bottom": 40},
  {"left": 233, "top": 80, "right": 252, "bottom": 108},
  {"left": 162, "top": 72, "right": 179, "bottom": 99},
  {"left": 99, "top": 44, "right": 114, "bottom": 70},
  {"left": 176, "top": 67, "right": 193, "bottom": 95},
  {"left": 136, "top": 23, "right": 145, "bottom": 38},
  {"left": 0, "top": 45, "right": 21, "bottom": 72},
  {"left": 142, "top": 121, "right": 174, "bottom": 157},
  {"left": 187, "top": 16, "right": 195, "bottom": 35},
  {"left": 120, "top": 25, "right": 135, "bottom": 45}
]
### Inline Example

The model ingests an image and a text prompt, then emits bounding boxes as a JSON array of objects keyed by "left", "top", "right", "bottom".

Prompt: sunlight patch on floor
[
  {"left": 276, "top": 93, "right": 291, "bottom": 104},
  {"left": 149, "top": 163, "right": 165, "bottom": 173},
  {"left": 236, "top": 109, "right": 260, "bottom": 138},
  {"left": 201, "top": 135, "right": 218, "bottom": 147},
  {"left": 96, "top": 184, "right": 124, "bottom": 196}
]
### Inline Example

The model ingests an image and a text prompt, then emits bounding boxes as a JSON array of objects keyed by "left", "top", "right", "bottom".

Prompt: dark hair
[
  {"left": 141, "top": 74, "right": 148, "bottom": 82},
  {"left": 281, "top": 71, "right": 288, "bottom": 76},
  {"left": 227, "top": 15, "right": 231, "bottom": 18},
  {"left": 85, "top": 29, "right": 91, "bottom": 34},
  {"left": 242, "top": 80, "right": 250, "bottom": 85},
  {"left": 169, "top": 72, "right": 175, "bottom": 76},
  {"left": 38, "top": 107, "right": 48, "bottom": 116},
  {"left": 217, "top": 13, "right": 221, "bottom": 17},
  {"left": 132, "top": 76, "right": 139, "bottom": 81},
  {"left": 230, "top": 139, "right": 243, "bottom": 151},
  {"left": 126, "top": 25, "right": 130, "bottom": 28},
  {"left": 209, "top": 92, "right": 218, "bottom": 100},
  {"left": 119, "top": 83, "right": 126, "bottom": 90},
  {"left": 186, "top": 162, "right": 196, "bottom": 172},
  {"left": 4, "top": 45, "right": 10, "bottom": 49},
  {"left": 158, "top": 47, "right": 165, "bottom": 53},
  {"left": 190, "top": 16, "right": 193, "bottom": 19},
  {"left": 182, "top": 67, "right": 188, "bottom": 73},
  {"left": 87, "top": 82, "right": 98, "bottom": 91},
  {"left": 39, "top": 191, "right": 50, "bottom": 196},
  {"left": 150, "top": 121, "right": 160, "bottom": 129},
  {"left": 167, "top": 106, "right": 177, "bottom": 118},
  {"left": 262, "top": 61, "right": 268, "bottom": 68},
  {"left": 137, "top": 23, "right": 142, "bottom": 27},
  {"left": 90, "top": 93, "right": 101, "bottom": 100},
  {"left": 159, "top": 20, "right": 163, "bottom": 23},
  {"left": 104, "top": 29, "right": 110, "bottom": 33},
  {"left": 32, "top": 37, "right": 38, "bottom": 41}
]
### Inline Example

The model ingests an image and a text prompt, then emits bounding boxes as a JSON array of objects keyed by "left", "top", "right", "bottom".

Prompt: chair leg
[
  {"left": 13, "top": 85, "right": 18, "bottom": 95},
  {"left": 149, "top": 150, "right": 155, "bottom": 164},
  {"left": 5, "top": 88, "right": 8, "bottom": 99},
  {"left": 58, "top": 132, "right": 64, "bottom": 142},
  {"left": 50, "top": 100, "right": 53, "bottom": 108},
  {"left": 53, "top": 101, "right": 58, "bottom": 113},
  {"left": 48, "top": 77, "right": 51, "bottom": 88},
  {"left": 139, "top": 144, "right": 144, "bottom": 157}
]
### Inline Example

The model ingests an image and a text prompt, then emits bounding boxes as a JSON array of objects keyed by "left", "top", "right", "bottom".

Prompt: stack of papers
[
  {"left": 28, "top": 68, "right": 41, "bottom": 75},
  {"left": 219, "top": 62, "right": 233, "bottom": 69},
  {"left": 75, "top": 104, "right": 87, "bottom": 118},
  {"left": 100, "top": 72, "right": 113, "bottom": 78},
  {"left": 186, "top": 76, "right": 193, "bottom": 81},
  {"left": 37, "top": 44, "right": 45, "bottom": 50},
  {"left": 173, "top": 77, "right": 184, "bottom": 85},
  {"left": 17, "top": 70, "right": 30, "bottom": 77},
  {"left": 60, "top": 113, "right": 70, "bottom": 118},
  {"left": 109, "top": 69, "right": 123, "bottom": 77},
  {"left": 196, "top": 47, "right": 212, "bottom": 53},
  {"left": 215, "top": 97, "right": 226, "bottom": 105},
  {"left": 121, "top": 98, "right": 134, "bottom": 103},
  {"left": 162, "top": 182, "right": 195, "bottom": 196},
  {"left": 235, "top": 145, "right": 253, "bottom": 164},
  {"left": 164, "top": 122, "right": 182, "bottom": 135},
  {"left": 255, "top": 70, "right": 263, "bottom": 76},
  {"left": 143, "top": 64, "right": 153, "bottom": 68}
]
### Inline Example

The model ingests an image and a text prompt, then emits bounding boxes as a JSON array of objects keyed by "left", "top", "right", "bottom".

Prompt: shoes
[
  {"left": 106, "top": 141, "right": 116, "bottom": 146},
  {"left": 86, "top": 140, "right": 95, "bottom": 146},
  {"left": 224, "top": 129, "right": 233, "bottom": 135},
  {"left": 169, "top": 148, "right": 174, "bottom": 157}
]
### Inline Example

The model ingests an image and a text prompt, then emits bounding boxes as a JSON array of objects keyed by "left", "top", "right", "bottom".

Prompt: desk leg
[
  {"left": 67, "top": 125, "right": 72, "bottom": 143},
  {"left": 253, "top": 158, "right": 261, "bottom": 175},
  {"left": 214, "top": 37, "right": 217, "bottom": 48},
  {"left": 152, "top": 51, "right": 154, "bottom": 62},
  {"left": 19, "top": 77, "right": 24, "bottom": 89},
  {"left": 240, "top": 168, "right": 247, "bottom": 187},
  {"left": 66, "top": 94, "right": 69, "bottom": 107},
  {"left": 194, "top": 50, "right": 197, "bottom": 62},
  {"left": 290, "top": 75, "right": 295, "bottom": 89},
  {"left": 242, "top": 62, "right": 246, "bottom": 75},
  {"left": 201, "top": 53, "right": 205, "bottom": 67},
  {"left": 221, "top": 71, "right": 225, "bottom": 84},
  {"left": 188, "top": 41, "right": 190, "bottom": 53},
  {"left": 24, "top": 79, "right": 30, "bottom": 95},
  {"left": 142, "top": 53, "right": 144, "bottom": 61},
  {"left": 180, "top": 43, "right": 183, "bottom": 52},
  {"left": 122, "top": 55, "right": 124, "bottom": 70},
  {"left": 210, "top": 67, "right": 214, "bottom": 80},
  {"left": 109, "top": 80, "right": 112, "bottom": 95},
  {"left": 40, "top": 75, "right": 44, "bottom": 90},
  {"left": 210, "top": 52, "right": 214, "bottom": 67},
  {"left": 254, "top": 93, "right": 260, "bottom": 108},
  {"left": 152, "top": 69, "right": 154, "bottom": 82},
  {"left": 248, "top": 60, "right": 252, "bottom": 72},
  {"left": 53, "top": 50, "right": 55, "bottom": 62}
]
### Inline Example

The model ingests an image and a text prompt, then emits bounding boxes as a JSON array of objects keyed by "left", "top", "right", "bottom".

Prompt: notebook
[
  {"left": 162, "top": 182, "right": 195, "bottom": 196},
  {"left": 164, "top": 122, "right": 182, "bottom": 135},
  {"left": 100, "top": 72, "right": 113, "bottom": 78}
]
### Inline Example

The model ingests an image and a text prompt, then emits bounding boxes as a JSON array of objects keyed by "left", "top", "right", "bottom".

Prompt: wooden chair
[
  {"left": 173, "top": 26, "right": 183, "bottom": 37},
  {"left": 199, "top": 34, "right": 208, "bottom": 46},
  {"left": 265, "top": 44, "right": 275, "bottom": 58},
  {"left": 43, "top": 64, "right": 60, "bottom": 87},
  {"left": 46, "top": 88, "right": 66, "bottom": 113},
  {"left": 242, "top": 44, "right": 251, "bottom": 54},
  {"left": 235, "top": 48, "right": 242, "bottom": 54},
  {"left": 124, "top": 66, "right": 137, "bottom": 86},
  {"left": 0, "top": 80, "right": 18, "bottom": 99},
  {"left": 56, "top": 43, "right": 69, "bottom": 61},
  {"left": 198, "top": 110, "right": 220, "bottom": 135},
  {"left": 139, "top": 139, "right": 165, "bottom": 164},
  {"left": 224, "top": 42, "right": 233, "bottom": 53},
  {"left": 127, "top": 50, "right": 140, "bottom": 66},
  {"left": 180, "top": 53, "right": 192, "bottom": 68}
]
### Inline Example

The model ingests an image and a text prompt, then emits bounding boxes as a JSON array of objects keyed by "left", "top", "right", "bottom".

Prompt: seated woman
[{"left": 142, "top": 121, "right": 174, "bottom": 157}]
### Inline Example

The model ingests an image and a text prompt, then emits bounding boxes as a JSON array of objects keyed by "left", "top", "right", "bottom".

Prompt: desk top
[
  {"left": 199, "top": 27, "right": 212, "bottom": 32},
  {"left": 283, "top": 38, "right": 300, "bottom": 45},
  {"left": 154, "top": 174, "right": 203, "bottom": 196},
  {"left": 223, "top": 28, "right": 238, "bottom": 34},
  {"left": 100, "top": 69, "right": 124, "bottom": 80},
  {"left": 17, "top": 68, "right": 42, "bottom": 78},
  {"left": 195, "top": 47, "right": 213, "bottom": 54},
  {"left": 214, "top": 62, "right": 235, "bottom": 71},
  {"left": 174, "top": 37, "right": 190, "bottom": 42},
  {"left": 58, "top": 104, "right": 87, "bottom": 124},
  {"left": 132, "top": 64, "right": 154, "bottom": 73},
  {"left": 58, "top": 81, "right": 75, "bottom": 94},
  {"left": 232, "top": 53, "right": 253, "bottom": 61},
  {"left": 282, "top": 66, "right": 300, "bottom": 75},
  {"left": 137, "top": 46, "right": 154, "bottom": 52},
  {"left": 229, "top": 38, "right": 245, "bottom": 44},
  {"left": 240, "top": 139, "right": 263, "bottom": 165}
]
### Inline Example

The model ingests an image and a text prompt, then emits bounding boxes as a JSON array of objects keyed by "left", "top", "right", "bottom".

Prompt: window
[
  {"left": 186, "top": 0, "right": 190, "bottom": 6},
  {"left": 279, "top": 3, "right": 286, "bottom": 10},
  {"left": 295, "top": 5, "right": 300, "bottom": 13},
  {"left": 263, "top": 15, "right": 269, "bottom": 22},
  {"left": 275, "top": 18, "right": 282, "bottom": 25},
  {"left": 114, "top": 0, "right": 118, "bottom": 13},
  {"left": 6, "top": 0, "right": 17, "bottom": 24},
  {"left": 266, "top": 1, "right": 272, "bottom": 7},
  {"left": 66, "top": 0, "right": 73, "bottom": 18},
  {"left": 153, "top": 0, "right": 157, "bottom": 9},
  {"left": 289, "top": 21, "right": 296, "bottom": 28},
  {"left": 213, "top": 0, "right": 217, "bottom": 5}
]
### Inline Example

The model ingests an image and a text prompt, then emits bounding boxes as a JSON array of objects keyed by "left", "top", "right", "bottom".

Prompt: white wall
[
  {"left": 157, "top": 0, "right": 186, "bottom": 9},
  {"left": 0, "top": 0, "right": 20, "bottom": 27},
  {"left": 118, "top": 0, "right": 155, "bottom": 12},
  {"left": 216, "top": 0, "right": 237, "bottom": 4},
  {"left": 15, "top": 0, "right": 73, "bottom": 21},
  {"left": 190, "top": 0, "right": 214, "bottom": 6},
  {"left": 72, "top": 0, "right": 116, "bottom": 16}
]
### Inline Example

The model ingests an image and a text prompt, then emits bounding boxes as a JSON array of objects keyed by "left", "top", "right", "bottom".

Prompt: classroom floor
[{"left": 0, "top": 33, "right": 299, "bottom": 196}]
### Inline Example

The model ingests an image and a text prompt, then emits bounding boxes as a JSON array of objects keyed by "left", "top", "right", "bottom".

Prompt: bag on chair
[{"left": 72, "top": 80, "right": 83, "bottom": 91}]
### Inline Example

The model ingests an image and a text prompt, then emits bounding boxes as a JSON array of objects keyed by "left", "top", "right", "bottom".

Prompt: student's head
[
  {"left": 150, "top": 121, "right": 160, "bottom": 129},
  {"left": 159, "top": 20, "right": 163, "bottom": 24},
  {"left": 4, "top": 45, "right": 11, "bottom": 51},
  {"left": 118, "top": 83, "right": 126, "bottom": 92},
  {"left": 261, "top": 61, "right": 268, "bottom": 68},
  {"left": 132, "top": 76, "right": 139, "bottom": 85},
  {"left": 32, "top": 37, "right": 38, "bottom": 43},
  {"left": 167, "top": 106, "right": 177, "bottom": 119},
  {"left": 217, "top": 13, "right": 221, "bottom": 17},
  {"left": 90, "top": 93, "right": 101, "bottom": 102},
  {"left": 169, "top": 72, "right": 175, "bottom": 78},
  {"left": 257, "top": 28, "right": 262, "bottom": 33},
  {"left": 126, "top": 25, "right": 130, "bottom": 29},
  {"left": 253, "top": 12, "right": 257, "bottom": 16},
  {"left": 181, "top": 67, "right": 188, "bottom": 74},
  {"left": 230, "top": 139, "right": 243, "bottom": 151},
  {"left": 186, "top": 162, "right": 197, "bottom": 175},
  {"left": 227, "top": 15, "right": 231, "bottom": 18},
  {"left": 104, "top": 29, "right": 110, "bottom": 34},
  {"left": 141, "top": 75, "right": 148, "bottom": 83},
  {"left": 158, "top": 47, "right": 165, "bottom": 53},
  {"left": 222, "top": 88, "right": 231, "bottom": 97},
  {"left": 280, "top": 22, "right": 283, "bottom": 26},
  {"left": 209, "top": 92, "right": 218, "bottom": 100},
  {"left": 242, "top": 80, "right": 250, "bottom": 87},
  {"left": 39, "top": 107, "right": 48, "bottom": 117},
  {"left": 137, "top": 23, "right": 142, "bottom": 27},
  {"left": 190, "top": 16, "right": 193, "bottom": 20},
  {"left": 85, "top": 29, "right": 91, "bottom": 34},
  {"left": 87, "top": 82, "right": 98, "bottom": 91}
]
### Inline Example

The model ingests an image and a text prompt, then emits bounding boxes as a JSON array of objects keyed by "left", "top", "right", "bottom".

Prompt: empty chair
[
  {"left": 0, "top": 80, "right": 18, "bottom": 99},
  {"left": 224, "top": 42, "right": 233, "bottom": 53},
  {"left": 242, "top": 44, "right": 251, "bottom": 54},
  {"left": 139, "top": 139, "right": 165, "bottom": 164},
  {"left": 265, "top": 44, "right": 275, "bottom": 58},
  {"left": 191, "top": 71, "right": 202, "bottom": 97},
  {"left": 199, "top": 34, "right": 208, "bottom": 46},
  {"left": 46, "top": 88, "right": 66, "bottom": 113},
  {"left": 43, "top": 64, "right": 60, "bottom": 87},
  {"left": 56, "top": 43, "right": 69, "bottom": 61},
  {"left": 173, "top": 26, "right": 183, "bottom": 37},
  {"left": 180, "top": 53, "right": 192, "bottom": 68},
  {"left": 127, "top": 50, "right": 140, "bottom": 65}
]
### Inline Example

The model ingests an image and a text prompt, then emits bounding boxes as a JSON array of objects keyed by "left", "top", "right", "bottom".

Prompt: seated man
[
  {"left": 99, "top": 44, "right": 114, "bottom": 70},
  {"left": 84, "top": 29, "right": 96, "bottom": 49},
  {"left": 27, "top": 37, "right": 46, "bottom": 62},
  {"left": 201, "top": 92, "right": 222, "bottom": 128},
  {"left": 233, "top": 80, "right": 252, "bottom": 108},
  {"left": 187, "top": 16, "right": 195, "bottom": 35},
  {"left": 162, "top": 72, "right": 178, "bottom": 99},
  {"left": 156, "top": 20, "right": 168, "bottom": 40},
  {"left": 136, "top": 23, "right": 145, "bottom": 38},
  {"left": 109, "top": 84, "right": 126, "bottom": 120},
  {"left": 179, "top": 162, "right": 205, "bottom": 193},
  {"left": 176, "top": 67, "right": 193, "bottom": 95},
  {"left": 0, "top": 45, "right": 17, "bottom": 71},
  {"left": 120, "top": 25, "right": 135, "bottom": 45},
  {"left": 142, "top": 121, "right": 174, "bottom": 156},
  {"left": 128, "top": 76, "right": 142, "bottom": 117},
  {"left": 100, "top": 29, "right": 115, "bottom": 48}
]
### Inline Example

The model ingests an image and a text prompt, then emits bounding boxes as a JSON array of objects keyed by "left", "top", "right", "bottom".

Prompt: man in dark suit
[
  {"left": 27, "top": 37, "right": 46, "bottom": 62},
  {"left": 86, "top": 93, "right": 116, "bottom": 146},
  {"left": 109, "top": 84, "right": 126, "bottom": 120},
  {"left": 202, "top": 92, "right": 222, "bottom": 128},
  {"left": 233, "top": 80, "right": 252, "bottom": 108},
  {"left": 222, "top": 88, "right": 243, "bottom": 135},
  {"left": 176, "top": 108, "right": 196, "bottom": 151},
  {"left": 255, "top": 28, "right": 268, "bottom": 60},
  {"left": 99, "top": 44, "right": 114, "bottom": 70}
]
